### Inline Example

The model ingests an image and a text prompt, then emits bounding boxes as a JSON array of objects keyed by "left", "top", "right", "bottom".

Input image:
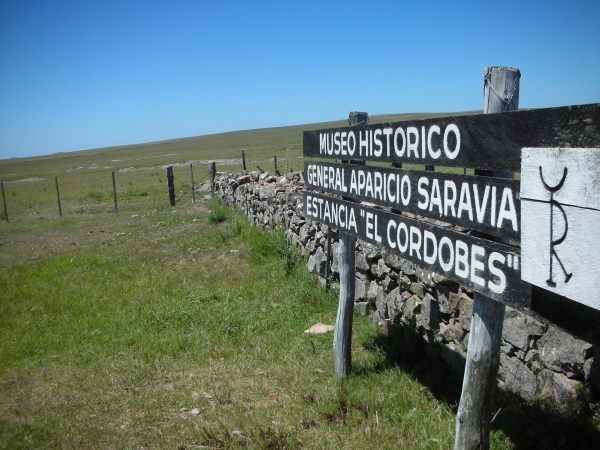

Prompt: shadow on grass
[{"left": 358, "top": 321, "right": 600, "bottom": 449}]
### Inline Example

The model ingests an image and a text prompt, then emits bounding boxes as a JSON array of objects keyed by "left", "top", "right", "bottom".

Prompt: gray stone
[
  {"left": 375, "top": 289, "right": 389, "bottom": 319},
  {"left": 298, "top": 224, "right": 312, "bottom": 245},
  {"left": 236, "top": 175, "right": 252, "bottom": 186},
  {"left": 525, "top": 349, "right": 540, "bottom": 364},
  {"left": 438, "top": 320, "right": 465, "bottom": 345},
  {"left": 362, "top": 242, "right": 382, "bottom": 259},
  {"left": 355, "top": 277, "right": 368, "bottom": 301},
  {"left": 583, "top": 350, "right": 600, "bottom": 393},
  {"left": 381, "top": 275, "right": 397, "bottom": 292},
  {"left": 355, "top": 250, "right": 370, "bottom": 271},
  {"left": 538, "top": 326, "right": 591, "bottom": 378},
  {"left": 374, "top": 259, "right": 391, "bottom": 278},
  {"left": 399, "top": 259, "right": 416, "bottom": 275},
  {"left": 409, "top": 282, "right": 425, "bottom": 298},
  {"left": 368, "top": 310, "right": 384, "bottom": 327},
  {"left": 367, "top": 281, "right": 382, "bottom": 303},
  {"left": 400, "top": 275, "right": 411, "bottom": 291},
  {"left": 420, "top": 293, "right": 439, "bottom": 331},
  {"left": 436, "top": 284, "right": 459, "bottom": 314},
  {"left": 457, "top": 293, "right": 473, "bottom": 331},
  {"left": 355, "top": 268, "right": 369, "bottom": 280},
  {"left": 415, "top": 267, "right": 435, "bottom": 287},
  {"left": 370, "top": 262, "right": 379, "bottom": 278},
  {"left": 354, "top": 302, "right": 369, "bottom": 316},
  {"left": 498, "top": 355, "right": 537, "bottom": 400},
  {"left": 386, "top": 287, "right": 404, "bottom": 322},
  {"left": 403, "top": 294, "right": 421, "bottom": 322},
  {"left": 537, "top": 369, "right": 582, "bottom": 404},
  {"left": 304, "top": 239, "right": 315, "bottom": 255},
  {"left": 502, "top": 307, "right": 546, "bottom": 351},
  {"left": 432, "top": 273, "right": 459, "bottom": 286},
  {"left": 383, "top": 252, "right": 403, "bottom": 271},
  {"left": 307, "top": 247, "right": 326, "bottom": 274},
  {"left": 331, "top": 242, "right": 339, "bottom": 274}
]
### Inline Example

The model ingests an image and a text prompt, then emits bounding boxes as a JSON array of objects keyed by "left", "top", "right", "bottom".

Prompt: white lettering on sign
[
  {"left": 305, "top": 194, "right": 358, "bottom": 233},
  {"left": 305, "top": 164, "right": 519, "bottom": 234},
  {"left": 385, "top": 217, "right": 508, "bottom": 294},
  {"left": 520, "top": 148, "right": 600, "bottom": 311},
  {"left": 305, "top": 191, "right": 527, "bottom": 300},
  {"left": 319, "top": 123, "right": 461, "bottom": 160}
]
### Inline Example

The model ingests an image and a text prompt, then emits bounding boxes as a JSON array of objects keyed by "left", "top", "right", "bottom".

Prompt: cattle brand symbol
[{"left": 539, "top": 166, "right": 572, "bottom": 287}]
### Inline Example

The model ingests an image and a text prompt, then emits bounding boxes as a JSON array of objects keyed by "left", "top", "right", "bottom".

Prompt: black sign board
[
  {"left": 304, "top": 162, "right": 520, "bottom": 241},
  {"left": 303, "top": 103, "right": 600, "bottom": 172},
  {"left": 304, "top": 192, "right": 530, "bottom": 305}
]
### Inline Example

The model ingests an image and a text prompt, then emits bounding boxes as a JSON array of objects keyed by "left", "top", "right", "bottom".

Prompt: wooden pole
[
  {"left": 210, "top": 162, "right": 216, "bottom": 195},
  {"left": 325, "top": 227, "right": 331, "bottom": 289},
  {"left": 1, "top": 182, "right": 8, "bottom": 222},
  {"left": 333, "top": 232, "right": 356, "bottom": 378},
  {"left": 333, "top": 112, "right": 365, "bottom": 379},
  {"left": 166, "top": 166, "right": 176, "bottom": 206},
  {"left": 274, "top": 155, "right": 281, "bottom": 176},
  {"left": 54, "top": 176, "right": 62, "bottom": 217},
  {"left": 242, "top": 150, "right": 246, "bottom": 171},
  {"left": 454, "top": 66, "right": 520, "bottom": 450},
  {"left": 111, "top": 171, "right": 118, "bottom": 213},
  {"left": 190, "top": 164, "right": 195, "bottom": 203}
]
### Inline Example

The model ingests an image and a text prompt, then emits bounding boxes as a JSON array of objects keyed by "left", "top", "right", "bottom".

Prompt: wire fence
[{"left": 0, "top": 151, "right": 300, "bottom": 223}]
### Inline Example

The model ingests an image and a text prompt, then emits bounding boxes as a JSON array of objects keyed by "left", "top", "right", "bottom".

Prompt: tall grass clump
[
  {"left": 246, "top": 226, "right": 299, "bottom": 274},
  {"left": 207, "top": 201, "right": 229, "bottom": 223}
]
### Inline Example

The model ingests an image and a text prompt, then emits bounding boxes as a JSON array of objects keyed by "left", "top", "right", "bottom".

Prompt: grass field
[{"left": 1, "top": 114, "right": 599, "bottom": 448}]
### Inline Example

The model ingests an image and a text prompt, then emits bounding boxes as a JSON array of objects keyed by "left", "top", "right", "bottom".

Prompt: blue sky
[{"left": 1, "top": 0, "right": 599, "bottom": 159}]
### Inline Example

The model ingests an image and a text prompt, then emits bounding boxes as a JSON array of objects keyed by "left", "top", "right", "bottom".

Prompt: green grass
[{"left": 0, "top": 196, "right": 462, "bottom": 448}]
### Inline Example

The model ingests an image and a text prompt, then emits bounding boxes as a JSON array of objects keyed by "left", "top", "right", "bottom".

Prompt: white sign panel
[{"left": 521, "top": 148, "right": 600, "bottom": 310}]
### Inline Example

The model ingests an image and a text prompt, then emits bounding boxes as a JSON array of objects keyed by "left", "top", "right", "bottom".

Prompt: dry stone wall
[{"left": 212, "top": 169, "right": 599, "bottom": 405}]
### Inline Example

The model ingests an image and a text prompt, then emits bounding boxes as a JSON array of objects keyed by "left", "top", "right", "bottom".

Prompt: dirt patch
[
  {"left": 118, "top": 167, "right": 154, "bottom": 173},
  {"left": 5, "top": 178, "right": 45, "bottom": 184},
  {"left": 162, "top": 159, "right": 243, "bottom": 169}
]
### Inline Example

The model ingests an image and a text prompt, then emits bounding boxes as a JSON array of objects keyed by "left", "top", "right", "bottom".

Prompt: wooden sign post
[
  {"left": 190, "top": 164, "right": 196, "bottom": 203},
  {"left": 111, "top": 171, "right": 118, "bottom": 213},
  {"left": 302, "top": 71, "right": 600, "bottom": 448},
  {"left": 166, "top": 166, "right": 176, "bottom": 206},
  {"left": 332, "top": 112, "right": 364, "bottom": 379},
  {"left": 55, "top": 176, "right": 62, "bottom": 217},
  {"left": 455, "top": 66, "right": 520, "bottom": 450},
  {"left": 1, "top": 181, "right": 7, "bottom": 222},
  {"left": 210, "top": 162, "right": 216, "bottom": 195}
]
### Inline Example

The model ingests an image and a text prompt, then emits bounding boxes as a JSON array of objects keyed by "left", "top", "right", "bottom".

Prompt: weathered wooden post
[
  {"left": 454, "top": 66, "right": 520, "bottom": 450},
  {"left": 242, "top": 150, "right": 246, "bottom": 171},
  {"left": 166, "top": 166, "right": 176, "bottom": 206},
  {"left": 332, "top": 111, "right": 366, "bottom": 378},
  {"left": 190, "top": 164, "right": 196, "bottom": 203},
  {"left": 210, "top": 162, "right": 216, "bottom": 195},
  {"left": 54, "top": 176, "right": 62, "bottom": 217},
  {"left": 1, "top": 182, "right": 8, "bottom": 222},
  {"left": 274, "top": 155, "right": 281, "bottom": 176},
  {"left": 111, "top": 171, "right": 118, "bottom": 213},
  {"left": 324, "top": 227, "right": 331, "bottom": 289}
]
